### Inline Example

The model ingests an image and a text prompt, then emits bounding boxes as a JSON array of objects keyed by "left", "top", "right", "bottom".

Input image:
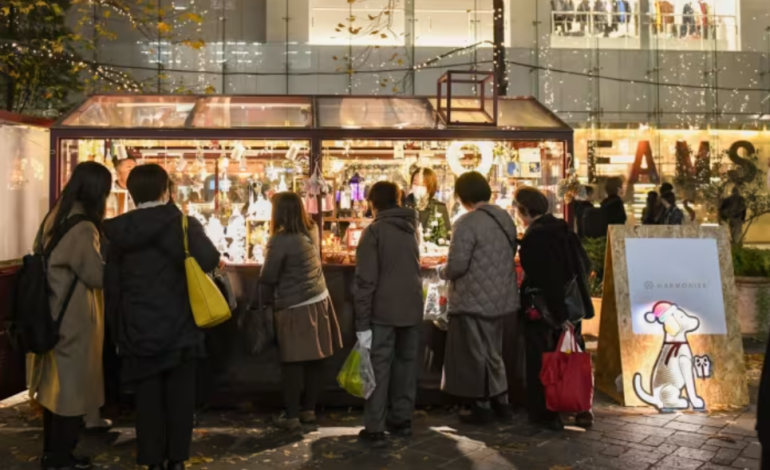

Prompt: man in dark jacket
[
  {"left": 103, "top": 164, "right": 220, "bottom": 470},
  {"left": 599, "top": 176, "right": 627, "bottom": 230},
  {"left": 354, "top": 182, "right": 423, "bottom": 447}
]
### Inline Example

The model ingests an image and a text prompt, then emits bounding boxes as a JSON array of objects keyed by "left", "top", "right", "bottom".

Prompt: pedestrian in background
[
  {"left": 439, "top": 172, "right": 518, "bottom": 424},
  {"left": 642, "top": 191, "right": 663, "bottom": 225},
  {"left": 28, "top": 162, "right": 112, "bottom": 470},
  {"left": 660, "top": 191, "right": 684, "bottom": 225},
  {"left": 570, "top": 185, "right": 595, "bottom": 237},
  {"left": 260, "top": 192, "right": 342, "bottom": 432},
  {"left": 354, "top": 182, "right": 423, "bottom": 447},
  {"left": 103, "top": 164, "right": 220, "bottom": 470},
  {"left": 516, "top": 186, "right": 594, "bottom": 431},
  {"left": 600, "top": 177, "right": 627, "bottom": 227}
]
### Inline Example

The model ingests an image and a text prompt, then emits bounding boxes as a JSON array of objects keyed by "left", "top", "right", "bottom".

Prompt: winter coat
[
  {"left": 354, "top": 208, "right": 423, "bottom": 332},
  {"left": 403, "top": 195, "right": 451, "bottom": 238},
  {"left": 571, "top": 200, "right": 595, "bottom": 238},
  {"left": 27, "top": 204, "right": 105, "bottom": 417},
  {"left": 661, "top": 206, "right": 685, "bottom": 225},
  {"left": 260, "top": 229, "right": 326, "bottom": 310},
  {"left": 102, "top": 203, "right": 220, "bottom": 371},
  {"left": 439, "top": 204, "right": 519, "bottom": 318},
  {"left": 600, "top": 194, "right": 628, "bottom": 226},
  {"left": 519, "top": 214, "right": 594, "bottom": 327}
]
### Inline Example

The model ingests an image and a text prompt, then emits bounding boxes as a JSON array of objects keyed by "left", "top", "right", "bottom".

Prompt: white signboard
[{"left": 625, "top": 238, "right": 726, "bottom": 335}]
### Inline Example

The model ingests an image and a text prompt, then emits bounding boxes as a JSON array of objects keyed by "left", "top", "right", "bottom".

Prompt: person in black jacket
[
  {"left": 103, "top": 164, "right": 220, "bottom": 470},
  {"left": 516, "top": 186, "right": 594, "bottom": 431},
  {"left": 355, "top": 182, "right": 423, "bottom": 447},
  {"left": 600, "top": 177, "right": 627, "bottom": 227},
  {"left": 642, "top": 191, "right": 663, "bottom": 225},
  {"left": 570, "top": 185, "right": 595, "bottom": 237}
]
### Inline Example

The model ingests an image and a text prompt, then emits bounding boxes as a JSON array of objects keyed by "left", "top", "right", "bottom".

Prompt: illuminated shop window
[{"left": 549, "top": 0, "right": 740, "bottom": 51}]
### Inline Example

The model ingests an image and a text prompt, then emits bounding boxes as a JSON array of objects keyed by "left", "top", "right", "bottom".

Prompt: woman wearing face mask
[{"left": 404, "top": 168, "right": 451, "bottom": 236}]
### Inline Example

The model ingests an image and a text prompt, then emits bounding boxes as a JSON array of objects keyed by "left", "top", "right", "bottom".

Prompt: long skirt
[
  {"left": 274, "top": 297, "right": 342, "bottom": 363},
  {"left": 442, "top": 314, "right": 507, "bottom": 399}
]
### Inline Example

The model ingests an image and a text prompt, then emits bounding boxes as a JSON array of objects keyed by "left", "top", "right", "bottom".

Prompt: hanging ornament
[
  {"left": 278, "top": 174, "right": 288, "bottom": 192},
  {"left": 231, "top": 141, "right": 246, "bottom": 162},
  {"left": 445, "top": 141, "right": 495, "bottom": 177},
  {"left": 349, "top": 172, "right": 365, "bottom": 201}
]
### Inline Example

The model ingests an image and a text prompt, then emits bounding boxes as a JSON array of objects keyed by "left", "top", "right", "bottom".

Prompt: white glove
[{"left": 357, "top": 330, "right": 373, "bottom": 350}]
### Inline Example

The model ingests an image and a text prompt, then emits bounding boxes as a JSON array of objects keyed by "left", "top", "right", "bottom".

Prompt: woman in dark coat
[
  {"left": 642, "top": 191, "right": 663, "bottom": 225},
  {"left": 600, "top": 177, "right": 627, "bottom": 227},
  {"left": 103, "top": 164, "right": 220, "bottom": 470},
  {"left": 403, "top": 167, "right": 451, "bottom": 239},
  {"left": 260, "top": 192, "right": 342, "bottom": 432},
  {"left": 516, "top": 186, "right": 594, "bottom": 431}
]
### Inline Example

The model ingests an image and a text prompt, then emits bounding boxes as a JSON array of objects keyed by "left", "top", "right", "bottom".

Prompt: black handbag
[
  {"left": 527, "top": 276, "right": 586, "bottom": 329},
  {"left": 238, "top": 283, "right": 275, "bottom": 355}
]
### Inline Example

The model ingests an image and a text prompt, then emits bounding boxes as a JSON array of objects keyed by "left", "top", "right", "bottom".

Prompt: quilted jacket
[
  {"left": 260, "top": 229, "right": 326, "bottom": 309},
  {"left": 439, "top": 204, "right": 519, "bottom": 318}
]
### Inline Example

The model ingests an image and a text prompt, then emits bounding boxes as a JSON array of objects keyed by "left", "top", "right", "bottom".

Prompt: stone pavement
[
  {"left": 0, "top": 397, "right": 762, "bottom": 470},
  {"left": 0, "top": 350, "right": 764, "bottom": 470}
]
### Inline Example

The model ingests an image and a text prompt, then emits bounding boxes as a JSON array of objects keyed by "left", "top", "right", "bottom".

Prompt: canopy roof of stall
[{"left": 53, "top": 94, "right": 570, "bottom": 138}]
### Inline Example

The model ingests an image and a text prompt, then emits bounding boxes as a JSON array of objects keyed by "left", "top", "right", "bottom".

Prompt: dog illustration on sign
[{"left": 633, "top": 301, "right": 709, "bottom": 412}]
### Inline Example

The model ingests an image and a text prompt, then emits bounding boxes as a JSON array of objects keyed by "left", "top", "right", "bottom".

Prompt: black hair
[
  {"left": 454, "top": 171, "right": 491, "bottom": 205},
  {"left": 661, "top": 191, "right": 676, "bottom": 205},
  {"left": 127, "top": 163, "right": 170, "bottom": 204},
  {"left": 584, "top": 185, "right": 594, "bottom": 197},
  {"left": 41, "top": 162, "right": 112, "bottom": 249},
  {"left": 660, "top": 182, "right": 674, "bottom": 195},
  {"left": 605, "top": 177, "right": 623, "bottom": 197},
  {"left": 514, "top": 186, "right": 550, "bottom": 218},
  {"left": 368, "top": 181, "right": 401, "bottom": 211}
]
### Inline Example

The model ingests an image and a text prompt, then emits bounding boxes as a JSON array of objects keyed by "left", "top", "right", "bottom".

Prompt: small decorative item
[
  {"left": 556, "top": 154, "right": 585, "bottom": 203},
  {"left": 349, "top": 172, "right": 365, "bottom": 201},
  {"left": 445, "top": 141, "right": 495, "bottom": 177},
  {"left": 347, "top": 227, "right": 364, "bottom": 249}
]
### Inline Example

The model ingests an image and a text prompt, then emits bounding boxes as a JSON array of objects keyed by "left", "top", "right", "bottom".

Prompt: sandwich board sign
[{"left": 595, "top": 225, "right": 748, "bottom": 411}]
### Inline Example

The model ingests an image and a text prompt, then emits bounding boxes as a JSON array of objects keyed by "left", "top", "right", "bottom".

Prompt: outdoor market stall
[{"left": 48, "top": 83, "right": 573, "bottom": 405}]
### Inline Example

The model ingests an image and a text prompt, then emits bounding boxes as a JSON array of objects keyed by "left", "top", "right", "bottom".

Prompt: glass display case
[{"left": 51, "top": 94, "right": 572, "bottom": 269}]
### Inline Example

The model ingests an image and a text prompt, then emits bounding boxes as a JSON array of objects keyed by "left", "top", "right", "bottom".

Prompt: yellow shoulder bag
[{"left": 182, "top": 215, "right": 231, "bottom": 328}]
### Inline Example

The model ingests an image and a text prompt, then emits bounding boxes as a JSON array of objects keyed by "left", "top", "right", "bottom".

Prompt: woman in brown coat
[
  {"left": 260, "top": 192, "right": 342, "bottom": 432},
  {"left": 27, "top": 162, "right": 112, "bottom": 470}
]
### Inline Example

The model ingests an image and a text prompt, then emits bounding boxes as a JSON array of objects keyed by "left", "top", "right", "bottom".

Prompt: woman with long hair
[
  {"left": 404, "top": 167, "right": 451, "bottom": 237},
  {"left": 516, "top": 186, "right": 594, "bottom": 431},
  {"left": 260, "top": 192, "right": 342, "bottom": 431},
  {"left": 28, "top": 162, "right": 112, "bottom": 470},
  {"left": 642, "top": 191, "right": 662, "bottom": 225},
  {"left": 103, "top": 164, "right": 220, "bottom": 470}
]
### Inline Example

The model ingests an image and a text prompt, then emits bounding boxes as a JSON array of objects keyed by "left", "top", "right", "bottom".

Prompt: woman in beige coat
[{"left": 27, "top": 162, "right": 112, "bottom": 470}]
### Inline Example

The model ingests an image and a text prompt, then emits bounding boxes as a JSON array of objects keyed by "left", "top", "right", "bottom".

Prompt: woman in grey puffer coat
[{"left": 439, "top": 172, "right": 519, "bottom": 424}]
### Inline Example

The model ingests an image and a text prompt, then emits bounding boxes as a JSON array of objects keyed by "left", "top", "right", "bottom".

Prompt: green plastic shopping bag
[{"left": 336, "top": 341, "right": 376, "bottom": 399}]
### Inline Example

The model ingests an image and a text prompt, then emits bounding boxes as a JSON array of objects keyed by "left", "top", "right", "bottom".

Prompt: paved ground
[{"left": 0, "top": 350, "right": 764, "bottom": 470}]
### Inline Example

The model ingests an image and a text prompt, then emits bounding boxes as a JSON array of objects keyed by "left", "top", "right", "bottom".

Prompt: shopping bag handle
[{"left": 556, "top": 324, "right": 579, "bottom": 353}]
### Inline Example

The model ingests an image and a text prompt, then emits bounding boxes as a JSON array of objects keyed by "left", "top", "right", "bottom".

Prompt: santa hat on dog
[{"left": 644, "top": 301, "right": 679, "bottom": 324}]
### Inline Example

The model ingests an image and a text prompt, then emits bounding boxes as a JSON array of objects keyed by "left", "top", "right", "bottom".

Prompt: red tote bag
[{"left": 539, "top": 325, "right": 594, "bottom": 413}]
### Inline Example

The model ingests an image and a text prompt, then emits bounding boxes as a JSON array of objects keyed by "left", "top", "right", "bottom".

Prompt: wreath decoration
[{"left": 445, "top": 141, "right": 494, "bottom": 177}]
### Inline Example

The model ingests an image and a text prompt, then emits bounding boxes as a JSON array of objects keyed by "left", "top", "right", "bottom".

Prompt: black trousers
[
  {"left": 524, "top": 320, "right": 586, "bottom": 423},
  {"left": 43, "top": 409, "right": 82, "bottom": 468},
  {"left": 134, "top": 360, "right": 197, "bottom": 466},
  {"left": 282, "top": 359, "right": 324, "bottom": 419}
]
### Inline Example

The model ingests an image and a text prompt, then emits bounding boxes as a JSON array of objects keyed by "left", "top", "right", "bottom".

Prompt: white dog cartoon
[{"left": 633, "top": 301, "right": 706, "bottom": 411}]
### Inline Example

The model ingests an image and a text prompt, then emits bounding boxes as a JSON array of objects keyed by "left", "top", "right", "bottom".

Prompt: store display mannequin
[
  {"left": 659, "top": 0, "right": 674, "bottom": 36},
  {"left": 551, "top": 0, "right": 567, "bottom": 35},
  {"left": 681, "top": 1, "right": 695, "bottom": 37},
  {"left": 697, "top": 0, "right": 710, "bottom": 40},
  {"left": 577, "top": 0, "right": 592, "bottom": 34},
  {"left": 593, "top": 0, "right": 607, "bottom": 35}
]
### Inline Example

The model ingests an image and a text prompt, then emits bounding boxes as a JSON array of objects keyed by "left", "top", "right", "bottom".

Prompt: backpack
[{"left": 10, "top": 214, "right": 89, "bottom": 354}]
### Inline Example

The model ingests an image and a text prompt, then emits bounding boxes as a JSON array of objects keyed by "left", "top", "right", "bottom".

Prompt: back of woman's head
[
  {"left": 127, "top": 164, "right": 170, "bottom": 204},
  {"left": 661, "top": 191, "right": 676, "bottom": 206},
  {"left": 270, "top": 192, "right": 313, "bottom": 237},
  {"left": 54, "top": 162, "right": 112, "bottom": 225},
  {"left": 646, "top": 191, "right": 659, "bottom": 204},
  {"left": 368, "top": 181, "right": 401, "bottom": 212},
  {"left": 454, "top": 171, "right": 491, "bottom": 205},
  {"left": 514, "top": 186, "right": 549, "bottom": 218}
]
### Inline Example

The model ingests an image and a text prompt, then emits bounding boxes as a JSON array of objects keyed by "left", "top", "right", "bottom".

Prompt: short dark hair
[
  {"left": 661, "top": 191, "right": 676, "bottom": 205},
  {"left": 127, "top": 164, "right": 170, "bottom": 204},
  {"left": 368, "top": 181, "right": 401, "bottom": 211},
  {"left": 584, "top": 185, "right": 594, "bottom": 197},
  {"left": 515, "top": 186, "right": 549, "bottom": 218},
  {"left": 660, "top": 182, "right": 674, "bottom": 195},
  {"left": 454, "top": 171, "right": 491, "bottom": 205},
  {"left": 605, "top": 177, "right": 623, "bottom": 196}
]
